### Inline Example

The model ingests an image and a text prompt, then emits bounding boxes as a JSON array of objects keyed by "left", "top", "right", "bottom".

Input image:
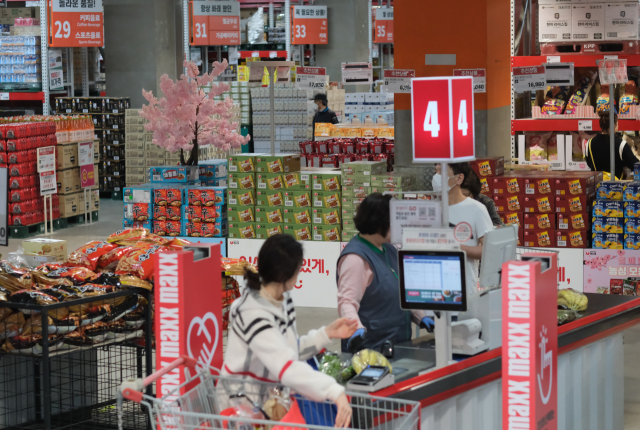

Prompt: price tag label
[
  {"left": 49, "top": 0, "right": 104, "bottom": 48},
  {"left": 513, "top": 66, "right": 546, "bottom": 92},
  {"left": 37, "top": 146, "right": 56, "bottom": 173},
  {"left": 0, "top": 93, "right": 9, "bottom": 101},
  {"left": 453, "top": 69, "right": 486, "bottom": 93},
  {"left": 373, "top": 7, "right": 393, "bottom": 43},
  {"left": 578, "top": 120, "right": 593, "bottom": 131},
  {"left": 291, "top": 5, "right": 328, "bottom": 45},
  {"left": 295, "top": 67, "right": 326, "bottom": 90},
  {"left": 40, "top": 171, "right": 57, "bottom": 196},
  {"left": 383, "top": 69, "right": 415, "bottom": 93},
  {"left": 544, "top": 62, "right": 574, "bottom": 86}
]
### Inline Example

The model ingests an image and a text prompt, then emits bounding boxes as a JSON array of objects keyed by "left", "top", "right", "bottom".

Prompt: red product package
[
  {"left": 153, "top": 205, "right": 181, "bottom": 221},
  {"left": 299, "top": 141, "right": 315, "bottom": 154},
  {"left": 356, "top": 142, "right": 369, "bottom": 154},
  {"left": 555, "top": 195, "right": 591, "bottom": 213},
  {"left": 115, "top": 243, "right": 168, "bottom": 279},
  {"left": 341, "top": 141, "right": 355, "bottom": 154},
  {"left": 0, "top": 152, "right": 7, "bottom": 165},
  {"left": 369, "top": 142, "right": 384, "bottom": 154},
  {"left": 610, "top": 279, "right": 624, "bottom": 295},
  {"left": 307, "top": 154, "right": 322, "bottom": 168},
  {"left": 128, "top": 203, "right": 151, "bottom": 221},
  {"left": 300, "top": 153, "right": 308, "bottom": 168},
  {"left": 9, "top": 163, "right": 35, "bottom": 176},
  {"left": 97, "top": 246, "right": 132, "bottom": 270},
  {"left": 66, "top": 241, "right": 119, "bottom": 270},
  {"left": 10, "top": 188, "right": 34, "bottom": 202},
  {"left": 492, "top": 177, "right": 523, "bottom": 196},
  {"left": 523, "top": 213, "right": 556, "bottom": 231},
  {"left": 314, "top": 141, "right": 328, "bottom": 154},
  {"left": 523, "top": 230, "right": 555, "bottom": 247},
  {"left": 154, "top": 188, "right": 182, "bottom": 206},
  {"left": 522, "top": 196, "right": 554, "bottom": 213},
  {"left": 356, "top": 154, "right": 372, "bottom": 161},
  {"left": 384, "top": 142, "right": 395, "bottom": 154},
  {"left": 557, "top": 212, "right": 589, "bottom": 230},
  {"left": 555, "top": 230, "right": 588, "bottom": 248},
  {"left": 320, "top": 154, "right": 338, "bottom": 168},
  {"left": 327, "top": 141, "right": 342, "bottom": 154}
]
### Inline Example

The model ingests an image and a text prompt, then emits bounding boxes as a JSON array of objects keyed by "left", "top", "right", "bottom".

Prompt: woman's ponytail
[{"left": 244, "top": 268, "right": 262, "bottom": 291}]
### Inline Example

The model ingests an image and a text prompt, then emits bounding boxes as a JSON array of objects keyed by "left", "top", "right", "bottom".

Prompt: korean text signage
[
  {"left": 190, "top": 0, "right": 240, "bottom": 46},
  {"left": 390, "top": 200, "right": 442, "bottom": 244},
  {"left": 383, "top": 69, "right": 414, "bottom": 94},
  {"left": 502, "top": 255, "right": 557, "bottom": 430},
  {"left": 37, "top": 147, "right": 57, "bottom": 196},
  {"left": 411, "top": 77, "right": 475, "bottom": 162},
  {"left": 513, "top": 66, "right": 546, "bottom": 92},
  {"left": 373, "top": 7, "right": 393, "bottom": 43},
  {"left": 155, "top": 245, "right": 223, "bottom": 399},
  {"left": 342, "top": 62, "right": 373, "bottom": 85},
  {"left": 295, "top": 67, "right": 326, "bottom": 90},
  {"left": 49, "top": 0, "right": 104, "bottom": 47},
  {"left": 453, "top": 69, "right": 486, "bottom": 93},
  {"left": 291, "top": 5, "right": 328, "bottom": 45},
  {"left": 79, "top": 141, "right": 95, "bottom": 188}
]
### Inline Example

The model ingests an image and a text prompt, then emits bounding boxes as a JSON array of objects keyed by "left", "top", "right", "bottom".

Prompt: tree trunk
[
  {"left": 180, "top": 149, "right": 186, "bottom": 165},
  {"left": 186, "top": 141, "right": 199, "bottom": 166}
]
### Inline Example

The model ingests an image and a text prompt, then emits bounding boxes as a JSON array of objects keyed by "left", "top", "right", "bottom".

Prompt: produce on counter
[
  {"left": 318, "top": 352, "right": 356, "bottom": 384},
  {"left": 557, "top": 288, "right": 588, "bottom": 312},
  {"left": 557, "top": 309, "right": 578, "bottom": 326},
  {"left": 352, "top": 349, "right": 392, "bottom": 374}
]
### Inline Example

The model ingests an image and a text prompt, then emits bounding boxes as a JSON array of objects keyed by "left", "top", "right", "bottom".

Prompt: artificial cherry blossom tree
[{"left": 141, "top": 60, "right": 249, "bottom": 165}]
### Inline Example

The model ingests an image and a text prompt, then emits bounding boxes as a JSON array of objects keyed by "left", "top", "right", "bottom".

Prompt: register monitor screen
[{"left": 398, "top": 250, "right": 467, "bottom": 312}]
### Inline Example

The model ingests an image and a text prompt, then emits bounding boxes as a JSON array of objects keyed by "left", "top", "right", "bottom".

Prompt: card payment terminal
[{"left": 346, "top": 366, "right": 395, "bottom": 392}]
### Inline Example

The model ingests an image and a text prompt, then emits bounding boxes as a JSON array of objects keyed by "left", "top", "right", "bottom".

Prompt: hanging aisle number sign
[
  {"left": 190, "top": 1, "right": 240, "bottom": 46},
  {"left": 49, "top": 0, "right": 104, "bottom": 47},
  {"left": 295, "top": 67, "right": 326, "bottom": 90},
  {"left": 411, "top": 77, "right": 475, "bottom": 163},
  {"left": 453, "top": 69, "right": 486, "bottom": 93},
  {"left": 383, "top": 69, "right": 414, "bottom": 93},
  {"left": 291, "top": 5, "right": 328, "bottom": 45},
  {"left": 373, "top": 7, "right": 393, "bottom": 43},
  {"left": 513, "top": 66, "right": 546, "bottom": 92}
]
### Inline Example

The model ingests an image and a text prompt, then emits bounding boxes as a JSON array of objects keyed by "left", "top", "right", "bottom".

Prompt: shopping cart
[{"left": 118, "top": 356, "right": 420, "bottom": 430}]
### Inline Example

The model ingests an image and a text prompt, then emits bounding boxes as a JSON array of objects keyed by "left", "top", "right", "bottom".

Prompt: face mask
[{"left": 445, "top": 175, "right": 457, "bottom": 193}]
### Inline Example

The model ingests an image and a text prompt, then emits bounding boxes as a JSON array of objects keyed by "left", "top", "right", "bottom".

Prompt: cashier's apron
[{"left": 337, "top": 236, "right": 412, "bottom": 352}]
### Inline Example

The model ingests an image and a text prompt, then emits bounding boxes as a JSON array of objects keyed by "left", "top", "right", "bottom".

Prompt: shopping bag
[
  {"left": 272, "top": 398, "right": 307, "bottom": 429},
  {"left": 292, "top": 394, "right": 337, "bottom": 427}
]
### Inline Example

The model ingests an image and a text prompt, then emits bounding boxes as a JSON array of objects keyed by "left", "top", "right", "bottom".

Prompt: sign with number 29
[{"left": 411, "top": 77, "right": 475, "bottom": 163}]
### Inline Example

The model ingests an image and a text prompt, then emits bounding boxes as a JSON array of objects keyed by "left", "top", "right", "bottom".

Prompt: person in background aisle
[
  {"left": 337, "top": 193, "right": 434, "bottom": 353},
  {"left": 446, "top": 162, "right": 494, "bottom": 295},
  {"left": 223, "top": 235, "right": 357, "bottom": 428},
  {"left": 460, "top": 169, "right": 504, "bottom": 226},
  {"left": 431, "top": 163, "right": 442, "bottom": 192},
  {"left": 311, "top": 93, "right": 339, "bottom": 141},
  {"left": 586, "top": 112, "right": 639, "bottom": 180}
]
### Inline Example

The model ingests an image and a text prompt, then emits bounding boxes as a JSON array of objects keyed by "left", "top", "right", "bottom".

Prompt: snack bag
[
  {"left": 620, "top": 79, "right": 639, "bottom": 114},
  {"left": 541, "top": 86, "right": 569, "bottom": 115},
  {"left": 97, "top": 246, "right": 132, "bottom": 270},
  {"left": 565, "top": 71, "right": 597, "bottom": 114},
  {"left": 115, "top": 243, "right": 168, "bottom": 280},
  {"left": 525, "top": 132, "right": 551, "bottom": 161},
  {"left": 107, "top": 229, "right": 150, "bottom": 245},
  {"left": 596, "top": 84, "right": 612, "bottom": 115},
  {"left": 66, "top": 241, "right": 119, "bottom": 271}
]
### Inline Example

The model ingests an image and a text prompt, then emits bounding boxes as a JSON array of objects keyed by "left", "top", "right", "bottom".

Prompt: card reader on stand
[{"left": 346, "top": 366, "right": 395, "bottom": 392}]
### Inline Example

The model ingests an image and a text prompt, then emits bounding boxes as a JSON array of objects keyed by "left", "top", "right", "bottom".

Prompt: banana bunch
[
  {"left": 558, "top": 288, "right": 588, "bottom": 311},
  {"left": 351, "top": 349, "right": 392, "bottom": 374}
]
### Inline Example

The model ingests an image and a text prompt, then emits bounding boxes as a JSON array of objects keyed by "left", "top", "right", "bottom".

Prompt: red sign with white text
[
  {"left": 502, "top": 254, "right": 558, "bottom": 430},
  {"left": 411, "top": 77, "right": 475, "bottom": 162},
  {"left": 155, "top": 245, "right": 223, "bottom": 399},
  {"left": 190, "top": 0, "right": 240, "bottom": 46},
  {"left": 49, "top": 1, "right": 103, "bottom": 47},
  {"left": 291, "top": 5, "right": 328, "bottom": 45},
  {"left": 297, "top": 67, "right": 326, "bottom": 76},
  {"left": 373, "top": 7, "right": 393, "bottom": 43}
]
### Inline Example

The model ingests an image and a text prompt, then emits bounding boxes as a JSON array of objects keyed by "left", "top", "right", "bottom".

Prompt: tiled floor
[{"left": 6, "top": 199, "right": 640, "bottom": 428}]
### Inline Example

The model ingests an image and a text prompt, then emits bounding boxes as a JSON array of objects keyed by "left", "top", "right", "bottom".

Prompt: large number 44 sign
[{"left": 411, "top": 77, "right": 475, "bottom": 163}]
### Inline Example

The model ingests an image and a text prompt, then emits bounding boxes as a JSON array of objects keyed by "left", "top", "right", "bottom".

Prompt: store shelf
[
  {"left": 512, "top": 54, "right": 640, "bottom": 69},
  {"left": 511, "top": 118, "right": 640, "bottom": 134},
  {"left": 0, "top": 91, "right": 45, "bottom": 101}
]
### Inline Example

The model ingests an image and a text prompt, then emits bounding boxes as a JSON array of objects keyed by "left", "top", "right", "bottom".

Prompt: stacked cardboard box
[
  {"left": 590, "top": 180, "right": 640, "bottom": 250},
  {"left": 56, "top": 139, "right": 100, "bottom": 218},
  {"left": 344, "top": 92, "right": 394, "bottom": 124}
]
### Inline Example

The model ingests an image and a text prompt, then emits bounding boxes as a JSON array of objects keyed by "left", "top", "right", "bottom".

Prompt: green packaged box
[
  {"left": 257, "top": 172, "right": 303, "bottom": 191},
  {"left": 228, "top": 222, "right": 257, "bottom": 239},
  {"left": 342, "top": 174, "right": 371, "bottom": 188},
  {"left": 312, "top": 191, "right": 342, "bottom": 208},
  {"left": 371, "top": 173, "right": 412, "bottom": 189},
  {"left": 371, "top": 187, "right": 406, "bottom": 195},
  {"left": 341, "top": 161, "right": 387, "bottom": 176},
  {"left": 312, "top": 224, "right": 342, "bottom": 242},
  {"left": 283, "top": 207, "right": 312, "bottom": 224},
  {"left": 284, "top": 190, "right": 312, "bottom": 208},
  {"left": 255, "top": 223, "right": 284, "bottom": 239},
  {"left": 311, "top": 172, "right": 341, "bottom": 191},
  {"left": 342, "top": 186, "right": 370, "bottom": 198},
  {"left": 255, "top": 207, "right": 284, "bottom": 223},
  {"left": 228, "top": 172, "right": 256, "bottom": 190},
  {"left": 256, "top": 190, "right": 284, "bottom": 207},
  {"left": 312, "top": 207, "right": 342, "bottom": 225},
  {"left": 228, "top": 190, "right": 255, "bottom": 206},
  {"left": 228, "top": 155, "right": 256, "bottom": 173},
  {"left": 342, "top": 197, "right": 366, "bottom": 210},
  {"left": 301, "top": 168, "right": 338, "bottom": 187},
  {"left": 282, "top": 224, "right": 312, "bottom": 241},
  {"left": 227, "top": 206, "right": 255, "bottom": 223},
  {"left": 341, "top": 208, "right": 357, "bottom": 223},
  {"left": 342, "top": 229, "right": 359, "bottom": 241},
  {"left": 255, "top": 154, "right": 301, "bottom": 173},
  {"left": 343, "top": 218, "right": 356, "bottom": 229}
]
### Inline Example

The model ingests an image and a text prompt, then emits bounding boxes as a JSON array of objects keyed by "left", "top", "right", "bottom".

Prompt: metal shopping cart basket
[{"left": 118, "top": 356, "right": 420, "bottom": 430}]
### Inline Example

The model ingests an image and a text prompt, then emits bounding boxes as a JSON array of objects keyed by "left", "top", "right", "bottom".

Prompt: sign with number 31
[{"left": 411, "top": 77, "right": 475, "bottom": 163}]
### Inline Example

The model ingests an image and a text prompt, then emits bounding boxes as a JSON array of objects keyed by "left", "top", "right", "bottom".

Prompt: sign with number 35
[{"left": 411, "top": 77, "right": 475, "bottom": 163}]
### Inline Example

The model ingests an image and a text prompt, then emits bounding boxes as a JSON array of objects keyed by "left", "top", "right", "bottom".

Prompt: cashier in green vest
[{"left": 336, "top": 193, "right": 435, "bottom": 353}]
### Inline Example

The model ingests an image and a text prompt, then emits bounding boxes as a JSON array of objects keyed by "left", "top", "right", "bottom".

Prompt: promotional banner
[
  {"left": 155, "top": 244, "right": 223, "bottom": 400},
  {"left": 502, "top": 253, "right": 558, "bottom": 430},
  {"left": 79, "top": 141, "right": 95, "bottom": 188},
  {"left": 49, "top": 0, "right": 104, "bottom": 47},
  {"left": 583, "top": 249, "right": 640, "bottom": 295},
  {"left": 291, "top": 5, "right": 328, "bottom": 45},
  {"left": 228, "top": 239, "right": 340, "bottom": 308}
]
